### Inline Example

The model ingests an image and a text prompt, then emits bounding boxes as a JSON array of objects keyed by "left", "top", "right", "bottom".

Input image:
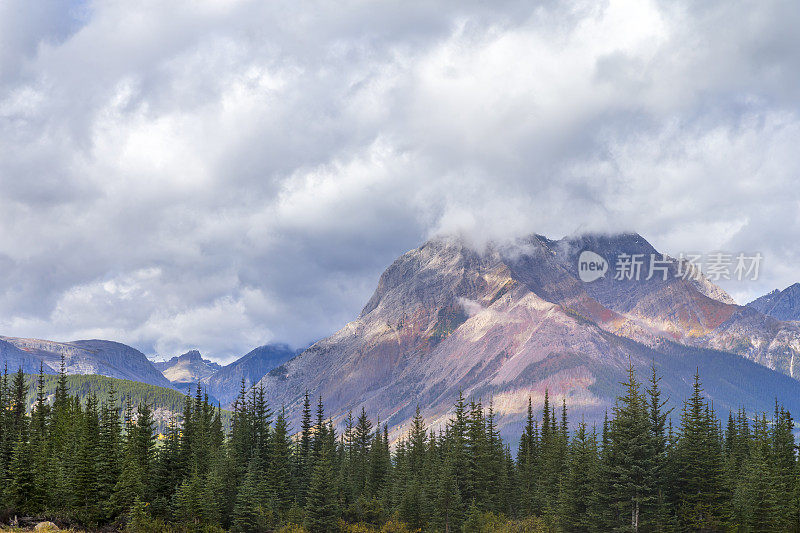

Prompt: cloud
[{"left": 2, "top": 0, "right": 800, "bottom": 360}]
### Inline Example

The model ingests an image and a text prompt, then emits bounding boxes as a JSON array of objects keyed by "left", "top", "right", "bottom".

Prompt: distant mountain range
[
  {"left": 199, "top": 344, "right": 297, "bottom": 406},
  {"left": 0, "top": 335, "right": 299, "bottom": 409},
  {"left": 0, "top": 336, "right": 171, "bottom": 388},
  {"left": 4, "top": 232, "right": 800, "bottom": 442},
  {"left": 747, "top": 283, "right": 800, "bottom": 321},
  {"left": 154, "top": 350, "right": 222, "bottom": 383},
  {"left": 255, "top": 233, "right": 800, "bottom": 442}
]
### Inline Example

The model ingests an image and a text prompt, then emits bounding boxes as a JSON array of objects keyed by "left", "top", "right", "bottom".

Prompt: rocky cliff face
[
  {"left": 155, "top": 349, "right": 221, "bottom": 383},
  {"left": 0, "top": 336, "right": 171, "bottom": 387},
  {"left": 748, "top": 284, "right": 800, "bottom": 322},
  {"left": 255, "top": 233, "right": 800, "bottom": 441},
  {"left": 0, "top": 338, "right": 56, "bottom": 374}
]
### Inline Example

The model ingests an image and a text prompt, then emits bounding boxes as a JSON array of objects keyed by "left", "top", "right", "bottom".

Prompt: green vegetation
[
  {"left": 430, "top": 304, "right": 469, "bottom": 345},
  {"left": 19, "top": 372, "right": 231, "bottom": 434},
  {"left": 1, "top": 359, "right": 800, "bottom": 532}
]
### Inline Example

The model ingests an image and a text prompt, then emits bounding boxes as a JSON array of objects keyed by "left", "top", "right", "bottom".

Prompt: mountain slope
[
  {"left": 0, "top": 336, "right": 171, "bottom": 388},
  {"left": 256, "top": 233, "right": 800, "bottom": 441},
  {"left": 747, "top": 283, "right": 800, "bottom": 321},
  {"left": 200, "top": 343, "right": 296, "bottom": 406},
  {"left": 0, "top": 338, "right": 57, "bottom": 374},
  {"left": 545, "top": 235, "right": 800, "bottom": 377},
  {"left": 155, "top": 349, "right": 221, "bottom": 383}
]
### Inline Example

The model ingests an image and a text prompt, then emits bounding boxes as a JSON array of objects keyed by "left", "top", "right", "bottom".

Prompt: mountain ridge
[
  {"left": 200, "top": 343, "right": 297, "bottom": 406},
  {"left": 255, "top": 232, "right": 800, "bottom": 441},
  {"left": 747, "top": 283, "right": 800, "bottom": 321},
  {"left": 0, "top": 336, "right": 171, "bottom": 388},
  {"left": 155, "top": 349, "right": 222, "bottom": 383}
]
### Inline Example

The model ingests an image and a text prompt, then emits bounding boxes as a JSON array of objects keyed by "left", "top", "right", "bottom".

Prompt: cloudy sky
[{"left": 2, "top": 0, "right": 800, "bottom": 362}]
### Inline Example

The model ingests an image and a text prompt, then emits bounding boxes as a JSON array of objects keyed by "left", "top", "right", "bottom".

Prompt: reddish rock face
[{"left": 255, "top": 233, "right": 800, "bottom": 442}]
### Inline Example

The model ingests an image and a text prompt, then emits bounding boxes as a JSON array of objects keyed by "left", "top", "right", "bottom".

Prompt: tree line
[
  {"left": 18, "top": 372, "right": 232, "bottom": 434},
  {"left": 1, "top": 358, "right": 799, "bottom": 532}
]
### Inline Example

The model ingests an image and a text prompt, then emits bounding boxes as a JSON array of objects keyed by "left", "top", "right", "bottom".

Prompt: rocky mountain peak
[
  {"left": 178, "top": 349, "right": 203, "bottom": 362},
  {"left": 254, "top": 230, "right": 800, "bottom": 442},
  {"left": 747, "top": 283, "right": 800, "bottom": 321}
]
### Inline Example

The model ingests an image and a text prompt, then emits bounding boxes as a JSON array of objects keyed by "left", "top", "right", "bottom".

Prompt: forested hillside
[
  {"left": 1, "top": 363, "right": 798, "bottom": 532},
  {"left": 18, "top": 371, "right": 231, "bottom": 435}
]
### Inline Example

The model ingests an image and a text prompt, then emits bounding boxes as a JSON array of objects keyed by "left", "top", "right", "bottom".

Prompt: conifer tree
[
  {"left": 740, "top": 414, "right": 778, "bottom": 531},
  {"left": 97, "top": 384, "right": 121, "bottom": 516},
  {"left": 203, "top": 456, "right": 227, "bottom": 528},
  {"left": 608, "top": 362, "right": 651, "bottom": 532},
  {"left": 8, "top": 425, "right": 34, "bottom": 514},
  {"left": 353, "top": 407, "right": 373, "bottom": 498},
  {"left": 645, "top": 364, "right": 673, "bottom": 530},
  {"left": 296, "top": 390, "right": 313, "bottom": 505},
  {"left": 674, "top": 372, "right": 726, "bottom": 530},
  {"left": 28, "top": 364, "right": 50, "bottom": 513},
  {"left": 771, "top": 403, "right": 796, "bottom": 529},
  {"left": 0, "top": 365, "right": 8, "bottom": 509},
  {"left": 367, "top": 421, "right": 390, "bottom": 500},
  {"left": 172, "top": 468, "right": 205, "bottom": 528},
  {"left": 398, "top": 406, "right": 432, "bottom": 529},
  {"left": 305, "top": 426, "right": 339, "bottom": 533},
  {"left": 434, "top": 436, "right": 463, "bottom": 533},
  {"left": 559, "top": 420, "right": 599, "bottom": 532},
  {"left": 269, "top": 406, "right": 294, "bottom": 515},
  {"left": 517, "top": 397, "right": 539, "bottom": 516},
  {"left": 73, "top": 393, "right": 101, "bottom": 523}
]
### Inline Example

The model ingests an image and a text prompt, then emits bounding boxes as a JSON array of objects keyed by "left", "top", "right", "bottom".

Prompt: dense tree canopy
[{"left": 0, "top": 360, "right": 798, "bottom": 532}]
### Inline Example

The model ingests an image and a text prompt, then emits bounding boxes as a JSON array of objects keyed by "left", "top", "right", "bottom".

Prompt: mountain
[
  {"left": 747, "top": 283, "right": 800, "bottom": 321},
  {"left": 0, "top": 338, "right": 57, "bottom": 374},
  {"left": 0, "top": 336, "right": 172, "bottom": 388},
  {"left": 155, "top": 349, "right": 221, "bottom": 383},
  {"left": 200, "top": 343, "right": 297, "bottom": 406},
  {"left": 540, "top": 234, "right": 800, "bottom": 376},
  {"left": 255, "top": 233, "right": 800, "bottom": 441}
]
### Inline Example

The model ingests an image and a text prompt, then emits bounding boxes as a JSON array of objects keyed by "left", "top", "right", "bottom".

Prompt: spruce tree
[
  {"left": 97, "top": 384, "right": 122, "bottom": 518},
  {"left": 771, "top": 404, "right": 796, "bottom": 529},
  {"left": 353, "top": 407, "right": 373, "bottom": 499},
  {"left": 304, "top": 428, "right": 339, "bottom": 533},
  {"left": 558, "top": 420, "right": 599, "bottom": 532},
  {"left": 172, "top": 468, "right": 206, "bottom": 528},
  {"left": 29, "top": 364, "right": 50, "bottom": 513},
  {"left": 674, "top": 372, "right": 725, "bottom": 530},
  {"left": 609, "top": 362, "right": 650, "bottom": 532},
  {"left": 645, "top": 364, "right": 673, "bottom": 530},
  {"left": 517, "top": 397, "right": 539, "bottom": 517},
  {"left": 269, "top": 406, "right": 294, "bottom": 515},
  {"left": 232, "top": 457, "right": 270, "bottom": 533},
  {"left": 73, "top": 393, "right": 101, "bottom": 523},
  {"left": 8, "top": 428, "right": 34, "bottom": 514},
  {"left": 434, "top": 437, "right": 463, "bottom": 533}
]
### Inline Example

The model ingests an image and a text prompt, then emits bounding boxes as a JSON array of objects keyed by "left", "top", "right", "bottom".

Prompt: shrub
[
  {"left": 379, "top": 519, "right": 418, "bottom": 533},
  {"left": 278, "top": 524, "right": 310, "bottom": 533}
]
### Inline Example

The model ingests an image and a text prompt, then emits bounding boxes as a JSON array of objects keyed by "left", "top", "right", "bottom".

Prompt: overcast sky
[{"left": 2, "top": 0, "right": 800, "bottom": 362}]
